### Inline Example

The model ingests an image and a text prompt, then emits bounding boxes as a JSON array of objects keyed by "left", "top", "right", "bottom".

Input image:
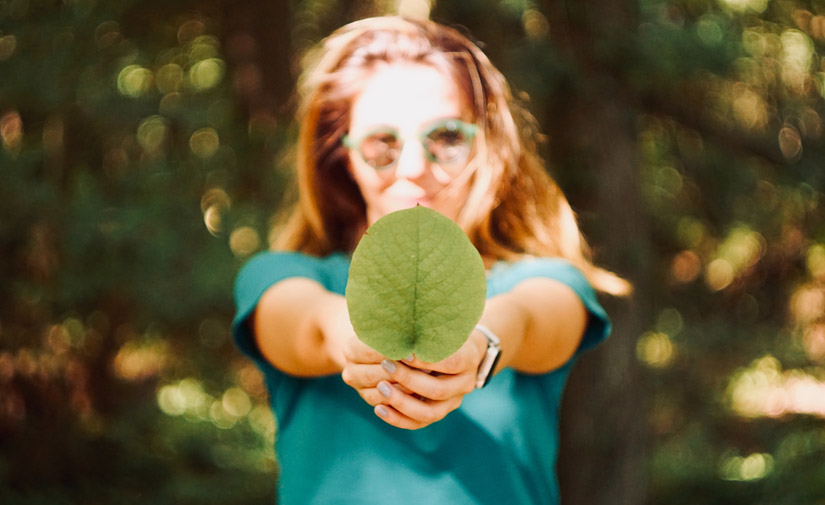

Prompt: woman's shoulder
[
  {"left": 488, "top": 256, "right": 611, "bottom": 354},
  {"left": 234, "top": 250, "right": 351, "bottom": 302},
  {"left": 238, "top": 250, "right": 350, "bottom": 277},
  {"left": 240, "top": 249, "right": 349, "bottom": 270},
  {"left": 487, "top": 256, "right": 592, "bottom": 295}
]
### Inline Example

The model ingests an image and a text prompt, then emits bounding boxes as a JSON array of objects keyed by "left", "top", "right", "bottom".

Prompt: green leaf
[{"left": 346, "top": 206, "right": 487, "bottom": 362}]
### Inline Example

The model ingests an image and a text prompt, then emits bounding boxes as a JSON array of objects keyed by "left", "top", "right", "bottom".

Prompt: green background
[{"left": 1, "top": 0, "right": 824, "bottom": 503}]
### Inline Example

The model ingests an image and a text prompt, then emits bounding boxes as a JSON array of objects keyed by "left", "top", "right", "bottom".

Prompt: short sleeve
[
  {"left": 487, "top": 258, "right": 611, "bottom": 355},
  {"left": 231, "top": 251, "right": 350, "bottom": 367}
]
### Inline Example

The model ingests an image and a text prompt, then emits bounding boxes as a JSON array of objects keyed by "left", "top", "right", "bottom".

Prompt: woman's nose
[{"left": 393, "top": 139, "right": 428, "bottom": 179}]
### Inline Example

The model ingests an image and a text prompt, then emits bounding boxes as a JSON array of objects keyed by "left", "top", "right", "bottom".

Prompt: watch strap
[{"left": 474, "top": 324, "right": 502, "bottom": 389}]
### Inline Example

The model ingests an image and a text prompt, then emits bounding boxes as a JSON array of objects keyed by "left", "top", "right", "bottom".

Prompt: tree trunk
[
  {"left": 542, "top": 1, "right": 652, "bottom": 504},
  {"left": 221, "top": 0, "right": 294, "bottom": 122}
]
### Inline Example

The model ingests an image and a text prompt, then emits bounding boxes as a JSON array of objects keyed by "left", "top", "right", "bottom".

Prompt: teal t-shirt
[{"left": 232, "top": 251, "right": 611, "bottom": 505}]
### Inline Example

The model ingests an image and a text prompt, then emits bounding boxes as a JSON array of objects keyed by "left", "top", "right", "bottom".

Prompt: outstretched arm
[
  {"left": 252, "top": 277, "right": 352, "bottom": 377},
  {"left": 252, "top": 274, "right": 589, "bottom": 430},
  {"left": 490, "top": 276, "right": 589, "bottom": 374}
]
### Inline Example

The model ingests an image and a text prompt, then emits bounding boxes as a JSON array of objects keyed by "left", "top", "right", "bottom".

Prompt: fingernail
[
  {"left": 402, "top": 354, "right": 414, "bottom": 363},
  {"left": 377, "top": 381, "right": 392, "bottom": 398},
  {"left": 381, "top": 359, "right": 396, "bottom": 374},
  {"left": 376, "top": 405, "right": 389, "bottom": 418}
]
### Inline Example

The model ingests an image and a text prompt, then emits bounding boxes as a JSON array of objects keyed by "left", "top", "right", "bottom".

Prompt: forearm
[
  {"left": 474, "top": 292, "right": 529, "bottom": 374},
  {"left": 253, "top": 278, "right": 349, "bottom": 377},
  {"left": 477, "top": 278, "right": 588, "bottom": 375}
]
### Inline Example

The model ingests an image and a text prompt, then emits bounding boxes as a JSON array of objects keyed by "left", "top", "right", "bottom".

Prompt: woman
[{"left": 232, "top": 15, "right": 629, "bottom": 505}]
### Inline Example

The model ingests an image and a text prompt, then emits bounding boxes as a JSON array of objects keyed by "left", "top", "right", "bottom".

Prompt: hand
[{"left": 342, "top": 330, "right": 487, "bottom": 430}]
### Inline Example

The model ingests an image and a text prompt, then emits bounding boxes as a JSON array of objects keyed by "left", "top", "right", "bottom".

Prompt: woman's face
[{"left": 346, "top": 62, "right": 474, "bottom": 225}]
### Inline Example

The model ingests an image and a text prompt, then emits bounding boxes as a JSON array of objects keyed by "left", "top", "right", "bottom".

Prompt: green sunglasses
[{"left": 342, "top": 118, "right": 478, "bottom": 170}]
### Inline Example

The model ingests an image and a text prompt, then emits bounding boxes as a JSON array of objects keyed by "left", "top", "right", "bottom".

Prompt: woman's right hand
[
  {"left": 322, "top": 292, "right": 485, "bottom": 430},
  {"left": 339, "top": 327, "right": 488, "bottom": 430}
]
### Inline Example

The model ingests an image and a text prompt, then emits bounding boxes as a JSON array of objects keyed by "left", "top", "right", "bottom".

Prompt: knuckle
[
  {"left": 453, "top": 396, "right": 464, "bottom": 410},
  {"left": 341, "top": 367, "right": 354, "bottom": 385},
  {"left": 342, "top": 348, "right": 357, "bottom": 363},
  {"left": 360, "top": 391, "right": 381, "bottom": 406},
  {"left": 392, "top": 363, "right": 408, "bottom": 381},
  {"left": 419, "top": 410, "right": 438, "bottom": 425},
  {"left": 428, "top": 383, "right": 448, "bottom": 400},
  {"left": 443, "top": 355, "right": 464, "bottom": 373},
  {"left": 399, "top": 420, "right": 419, "bottom": 431},
  {"left": 461, "top": 376, "right": 475, "bottom": 395}
]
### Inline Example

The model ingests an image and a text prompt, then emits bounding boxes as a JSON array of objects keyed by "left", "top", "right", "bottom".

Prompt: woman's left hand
[{"left": 365, "top": 331, "right": 487, "bottom": 430}]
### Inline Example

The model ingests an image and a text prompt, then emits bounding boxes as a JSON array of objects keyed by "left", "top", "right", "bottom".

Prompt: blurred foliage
[
  {"left": 0, "top": 0, "right": 286, "bottom": 502},
  {"left": 1, "top": 0, "right": 825, "bottom": 503}
]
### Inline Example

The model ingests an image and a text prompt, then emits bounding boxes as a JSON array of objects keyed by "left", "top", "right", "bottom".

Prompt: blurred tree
[{"left": 538, "top": 2, "right": 653, "bottom": 504}]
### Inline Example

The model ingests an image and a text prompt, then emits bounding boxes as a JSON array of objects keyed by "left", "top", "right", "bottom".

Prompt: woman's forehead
[{"left": 348, "top": 62, "right": 465, "bottom": 132}]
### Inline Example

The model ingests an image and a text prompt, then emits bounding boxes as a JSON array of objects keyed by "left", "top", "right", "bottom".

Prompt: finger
[
  {"left": 384, "top": 360, "right": 475, "bottom": 401},
  {"left": 374, "top": 404, "right": 427, "bottom": 430},
  {"left": 358, "top": 387, "right": 385, "bottom": 407},
  {"left": 376, "top": 381, "right": 462, "bottom": 425},
  {"left": 355, "top": 383, "right": 416, "bottom": 407},
  {"left": 341, "top": 363, "right": 390, "bottom": 389}
]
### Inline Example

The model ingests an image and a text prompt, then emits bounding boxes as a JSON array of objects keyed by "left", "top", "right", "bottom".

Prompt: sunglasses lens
[
  {"left": 360, "top": 131, "right": 401, "bottom": 169},
  {"left": 349, "top": 120, "right": 475, "bottom": 171},
  {"left": 424, "top": 122, "right": 472, "bottom": 164}
]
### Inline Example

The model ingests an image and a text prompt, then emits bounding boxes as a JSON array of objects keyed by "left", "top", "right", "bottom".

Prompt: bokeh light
[
  {"left": 790, "top": 284, "right": 825, "bottom": 324},
  {"left": 637, "top": 332, "right": 675, "bottom": 368},
  {"left": 727, "top": 356, "right": 825, "bottom": 418},
  {"left": 705, "top": 258, "right": 734, "bottom": 291},
  {"left": 670, "top": 250, "right": 702, "bottom": 283},
  {"left": 201, "top": 187, "right": 232, "bottom": 237},
  {"left": 94, "top": 20, "right": 121, "bottom": 50},
  {"left": 1, "top": 110, "right": 23, "bottom": 154},
  {"left": 189, "top": 58, "right": 225, "bottom": 91},
  {"left": 155, "top": 63, "right": 185, "bottom": 94},
  {"left": 720, "top": 0, "right": 768, "bottom": 13},
  {"left": 806, "top": 244, "right": 825, "bottom": 280},
  {"left": 158, "top": 378, "right": 205, "bottom": 417},
  {"left": 397, "top": 0, "right": 431, "bottom": 19},
  {"left": 696, "top": 16, "right": 724, "bottom": 47},
  {"left": 719, "top": 452, "right": 774, "bottom": 481},
  {"left": 177, "top": 19, "right": 206, "bottom": 45},
  {"left": 0, "top": 33, "right": 17, "bottom": 60},
  {"left": 229, "top": 226, "right": 261, "bottom": 258},
  {"left": 137, "top": 115, "right": 169, "bottom": 155},
  {"left": 189, "top": 127, "right": 220, "bottom": 158},
  {"left": 802, "top": 324, "right": 825, "bottom": 362},
  {"left": 117, "top": 65, "right": 154, "bottom": 98},
  {"left": 522, "top": 9, "right": 549, "bottom": 40},
  {"left": 780, "top": 29, "right": 814, "bottom": 92},
  {"left": 113, "top": 340, "right": 169, "bottom": 381}
]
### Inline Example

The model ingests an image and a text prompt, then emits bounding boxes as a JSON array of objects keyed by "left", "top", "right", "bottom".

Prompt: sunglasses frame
[{"left": 342, "top": 118, "right": 478, "bottom": 170}]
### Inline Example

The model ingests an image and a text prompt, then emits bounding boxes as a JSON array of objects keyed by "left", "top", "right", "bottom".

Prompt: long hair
[{"left": 274, "top": 16, "right": 630, "bottom": 295}]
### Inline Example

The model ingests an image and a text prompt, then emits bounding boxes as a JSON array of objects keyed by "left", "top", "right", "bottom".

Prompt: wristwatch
[{"left": 474, "top": 324, "right": 502, "bottom": 389}]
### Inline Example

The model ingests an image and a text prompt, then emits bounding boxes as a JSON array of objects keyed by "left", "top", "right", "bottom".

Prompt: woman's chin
[
  {"left": 368, "top": 199, "right": 459, "bottom": 224},
  {"left": 391, "top": 198, "right": 432, "bottom": 212}
]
